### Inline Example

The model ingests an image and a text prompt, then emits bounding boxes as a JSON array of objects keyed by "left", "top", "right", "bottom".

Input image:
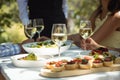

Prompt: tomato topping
[
  {"left": 92, "top": 50, "right": 102, "bottom": 55},
  {"left": 47, "top": 61, "right": 56, "bottom": 65},
  {"left": 104, "top": 57, "right": 112, "bottom": 61},
  {"left": 73, "top": 59, "right": 82, "bottom": 63},
  {"left": 84, "top": 56, "right": 92, "bottom": 60},
  {"left": 67, "top": 60, "right": 75, "bottom": 64},
  {"left": 55, "top": 61, "right": 63, "bottom": 67},
  {"left": 91, "top": 47, "right": 108, "bottom": 55},
  {"left": 93, "top": 58, "right": 103, "bottom": 63}
]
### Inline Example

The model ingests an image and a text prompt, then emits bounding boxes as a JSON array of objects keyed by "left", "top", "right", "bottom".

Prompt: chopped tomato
[
  {"left": 73, "top": 59, "right": 82, "bottom": 63},
  {"left": 92, "top": 50, "right": 103, "bottom": 55},
  {"left": 47, "top": 61, "right": 56, "bottom": 65},
  {"left": 67, "top": 60, "right": 75, "bottom": 64},
  {"left": 84, "top": 56, "right": 92, "bottom": 60},
  {"left": 93, "top": 58, "right": 103, "bottom": 63},
  {"left": 104, "top": 57, "right": 112, "bottom": 61},
  {"left": 55, "top": 62, "right": 63, "bottom": 67}
]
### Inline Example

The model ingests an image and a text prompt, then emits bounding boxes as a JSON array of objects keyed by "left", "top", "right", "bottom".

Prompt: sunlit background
[{"left": 0, "top": 0, "right": 98, "bottom": 43}]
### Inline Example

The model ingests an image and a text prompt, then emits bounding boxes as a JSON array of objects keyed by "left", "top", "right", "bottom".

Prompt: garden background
[{"left": 0, "top": 0, "right": 98, "bottom": 43}]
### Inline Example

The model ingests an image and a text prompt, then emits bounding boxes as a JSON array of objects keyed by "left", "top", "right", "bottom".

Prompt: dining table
[{"left": 0, "top": 45, "right": 120, "bottom": 80}]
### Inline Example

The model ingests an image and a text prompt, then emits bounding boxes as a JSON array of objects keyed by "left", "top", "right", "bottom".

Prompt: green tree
[
  {"left": 0, "top": 0, "right": 26, "bottom": 43},
  {"left": 68, "top": 0, "right": 99, "bottom": 27}
]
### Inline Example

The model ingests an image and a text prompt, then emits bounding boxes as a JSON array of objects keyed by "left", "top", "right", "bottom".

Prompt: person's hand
[
  {"left": 81, "top": 38, "right": 104, "bottom": 50},
  {"left": 80, "top": 38, "right": 86, "bottom": 50},
  {"left": 22, "top": 39, "right": 34, "bottom": 44},
  {"left": 86, "top": 38, "right": 101, "bottom": 50},
  {"left": 19, "top": 39, "right": 34, "bottom": 53},
  {"left": 68, "top": 33, "right": 82, "bottom": 47},
  {"left": 36, "top": 36, "right": 50, "bottom": 42}
]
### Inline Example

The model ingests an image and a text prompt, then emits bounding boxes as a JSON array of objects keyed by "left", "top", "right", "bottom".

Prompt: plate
[
  {"left": 22, "top": 40, "right": 72, "bottom": 56},
  {"left": 11, "top": 54, "right": 51, "bottom": 68},
  {"left": 40, "top": 64, "right": 120, "bottom": 78},
  {"left": 40, "top": 50, "right": 120, "bottom": 78}
]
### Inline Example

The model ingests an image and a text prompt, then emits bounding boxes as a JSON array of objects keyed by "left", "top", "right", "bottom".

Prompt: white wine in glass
[
  {"left": 51, "top": 24, "right": 67, "bottom": 57},
  {"left": 33, "top": 18, "right": 44, "bottom": 38},
  {"left": 79, "top": 20, "right": 92, "bottom": 50},
  {"left": 24, "top": 19, "right": 37, "bottom": 39},
  {"left": 79, "top": 20, "right": 92, "bottom": 39}
]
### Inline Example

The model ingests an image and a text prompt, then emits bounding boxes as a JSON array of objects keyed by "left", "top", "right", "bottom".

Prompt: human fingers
[
  {"left": 22, "top": 39, "right": 34, "bottom": 44},
  {"left": 80, "top": 39, "right": 87, "bottom": 50},
  {"left": 36, "top": 36, "right": 50, "bottom": 42}
]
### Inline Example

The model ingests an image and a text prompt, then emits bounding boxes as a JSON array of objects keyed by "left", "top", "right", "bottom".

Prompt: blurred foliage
[
  {"left": 0, "top": 0, "right": 26, "bottom": 43},
  {"left": 0, "top": 0, "right": 99, "bottom": 43},
  {"left": 68, "top": 0, "right": 99, "bottom": 30},
  {"left": 0, "top": 0, "right": 20, "bottom": 28}
]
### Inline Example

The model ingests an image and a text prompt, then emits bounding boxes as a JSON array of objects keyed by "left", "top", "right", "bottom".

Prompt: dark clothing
[{"left": 28, "top": 0, "right": 66, "bottom": 38}]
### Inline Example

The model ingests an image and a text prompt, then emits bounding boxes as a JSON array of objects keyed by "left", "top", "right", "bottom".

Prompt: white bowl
[
  {"left": 11, "top": 54, "right": 49, "bottom": 67},
  {"left": 22, "top": 40, "right": 72, "bottom": 56}
]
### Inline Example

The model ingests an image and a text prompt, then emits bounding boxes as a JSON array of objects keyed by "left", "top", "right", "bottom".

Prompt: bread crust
[
  {"left": 115, "top": 57, "right": 120, "bottom": 64},
  {"left": 79, "top": 63, "right": 91, "bottom": 69},
  {"left": 51, "top": 65, "right": 65, "bottom": 72},
  {"left": 103, "top": 61, "right": 113, "bottom": 67},
  {"left": 65, "top": 63, "right": 77, "bottom": 70},
  {"left": 93, "top": 63, "right": 103, "bottom": 68}
]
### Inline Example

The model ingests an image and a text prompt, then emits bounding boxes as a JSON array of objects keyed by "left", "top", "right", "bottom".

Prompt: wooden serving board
[{"left": 40, "top": 64, "right": 120, "bottom": 78}]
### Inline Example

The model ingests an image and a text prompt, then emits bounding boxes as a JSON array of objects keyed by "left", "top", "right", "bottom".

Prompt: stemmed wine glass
[
  {"left": 51, "top": 24, "right": 67, "bottom": 57},
  {"left": 33, "top": 18, "right": 44, "bottom": 38},
  {"left": 79, "top": 20, "right": 93, "bottom": 50},
  {"left": 24, "top": 19, "right": 37, "bottom": 39}
]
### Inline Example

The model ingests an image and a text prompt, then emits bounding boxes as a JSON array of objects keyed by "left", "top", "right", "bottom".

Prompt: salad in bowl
[{"left": 22, "top": 40, "right": 72, "bottom": 56}]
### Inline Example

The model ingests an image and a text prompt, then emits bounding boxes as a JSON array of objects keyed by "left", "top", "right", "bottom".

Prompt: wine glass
[
  {"left": 79, "top": 20, "right": 92, "bottom": 39},
  {"left": 33, "top": 18, "right": 44, "bottom": 38},
  {"left": 24, "top": 19, "right": 37, "bottom": 39},
  {"left": 51, "top": 24, "right": 67, "bottom": 57},
  {"left": 79, "top": 20, "right": 93, "bottom": 50}
]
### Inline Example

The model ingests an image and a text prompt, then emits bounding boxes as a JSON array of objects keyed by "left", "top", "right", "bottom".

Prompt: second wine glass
[
  {"left": 51, "top": 24, "right": 67, "bottom": 57},
  {"left": 79, "top": 20, "right": 93, "bottom": 50},
  {"left": 79, "top": 20, "right": 92, "bottom": 39},
  {"left": 24, "top": 19, "right": 37, "bottom": 39},
  {"left": 33, "top": 18, "right": 44, "bottom": 38}
]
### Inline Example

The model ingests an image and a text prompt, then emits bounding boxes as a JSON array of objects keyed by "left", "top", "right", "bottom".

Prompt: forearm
[
  {"left": 68, "top": 33, "right": 82, "bottom": 47},
  {"left": 91, "top": 18, "right": 118, "bottom": 43},
  {"left": 0, "top": 43, "right": 21, "bottom": 57},
  {"left": 62, "top": 0, "right": 68, "bottom": 19},
  {"left": 17, "top": 0, "right": 29, "bottom": 25}
]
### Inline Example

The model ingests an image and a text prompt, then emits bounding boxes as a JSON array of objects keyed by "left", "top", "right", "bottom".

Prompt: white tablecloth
[{"left": 0, "top": 45, "right": 120, "bottom": 80}]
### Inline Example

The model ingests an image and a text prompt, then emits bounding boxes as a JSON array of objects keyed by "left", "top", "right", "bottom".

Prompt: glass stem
[
  {"left": 38, "top": 32, "right": 40, "bottom": 39},
  {"left": 78, "top": 52, "right": 81, "bottom": 56},
  {"left": 30, "top": 36, "right": 34, "bottom": 41},
  {"left": 84, "top": 39, "right": 87, "bottom": 51},
  {"left": 58, "top": 45, "right": 61, "bottom": 57}
]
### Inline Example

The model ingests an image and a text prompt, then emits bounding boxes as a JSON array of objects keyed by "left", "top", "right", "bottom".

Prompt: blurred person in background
[
  {"left": 80, "top": 0, "right": 120, "bottom": 49},
  {"left": 17, "top": 0, "right": 69, "bottom": 40}
]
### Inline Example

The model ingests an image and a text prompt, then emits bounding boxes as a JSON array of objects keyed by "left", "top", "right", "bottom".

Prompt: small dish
[{"left": 11, "top": 54, "right": 50, "bottom": 68}]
